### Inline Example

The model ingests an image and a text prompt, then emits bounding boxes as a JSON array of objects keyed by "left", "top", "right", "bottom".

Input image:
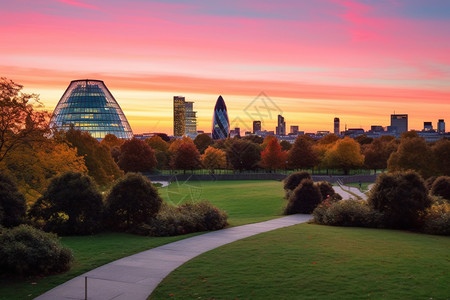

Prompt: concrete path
[{"left": 35, "top": 214, "right": 311, "bottom": 300}]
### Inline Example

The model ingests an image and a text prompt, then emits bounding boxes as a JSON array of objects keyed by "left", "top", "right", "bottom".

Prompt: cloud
[{"left": 53, "top": 0, "right": 99, "bottom": 10}]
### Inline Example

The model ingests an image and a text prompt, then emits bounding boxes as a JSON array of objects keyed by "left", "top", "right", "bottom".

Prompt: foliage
[
  {"left": 65, "top": 128, "right": 122, "bottom": 186},
  {"left": 242, "top": 135, "right": 264, "bottom": 144},
  {"left": 201, "top": 146, "right": 226, "bottom": 172},
  {"left": 368, "top": 171, "right": 431, "bottom": 229},
  {"left": 288, "top": 135, "right": 317, "bottom": 169},
  {"left": 421, "top": 201, "right": 450, "bottom": 235},
  {"left": 322, "top": 137, "right": 364, "bottom": 175},
  {"left": 316, "top": 181, "right": 335, "bottom": 200},
  {"left": 29, "top": 172, "right": 103, "bottom": 235},
  {"left": 260, "top": 138, "right": 287, "bottom": 170},
  {"left": 430, "top": 176, "right": 450, "bottom": 200},
  {"left": 0, "top": 172, "right": 26, "bottom": 227},
  {"left": 285, "top": 179, "right": 322, "bottom": 214},
  {"left": 280, "top": 140, "right": 292, "bottom": 151},
  {"left": 432, "top": 139, "right": 450, "bottom": 175},
  {"left": 105, "top": 173, "right": 162, "bottom": 230},
  {"left": 0, "top": 225, "right": 73, "bottom": 277},
  {"left": 100, "top": 134, "right": 124, "bottom": 149},
  {"left": 171, "top": 141, "right": 201, "bottom": 170},
  {"left": 118, "top": 138, "right": 157, "bottom": 172},
  {"left": 362, "top": 137, "right": 397, "bottom": 172},
  {"left": 0, "top": 77, "right": 50, "bottom": 163},
  {"left": 145, "top": 135, "right": 170, "bottom": 169},
  {"left": 313, "top": 199, "right": 382, "bottom": 227},
  {"left": 424, "top": 176, "right": 437, "bottom": 191},
  {"left": 226, "top": 139, "right": 261, "bottom": 171},
  {"left": 194, "top": 133, "right": 213, "bottom": 154},
  {"left": 144, "top": 201, "right": 228, "bottom": 236},
  {"left": 283, "top": 171, "right": 312, "bottom": 199}
]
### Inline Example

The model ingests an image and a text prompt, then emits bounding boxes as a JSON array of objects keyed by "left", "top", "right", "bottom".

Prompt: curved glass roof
[{"left": 51, "top": 79, "right": 133, "bottom": 139}]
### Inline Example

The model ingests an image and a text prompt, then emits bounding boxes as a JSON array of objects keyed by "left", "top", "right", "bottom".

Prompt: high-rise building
[
  {"left": 253, "top": 120, "right": 261, "bottom": 133},
  {"left": 334, "top": 117, "right": 340, "bottom": 135},
  {"left": 212, "top": 95, "right": 230, "bottom": 140},
  {"left": 423, "top": 122, "right": 433, "bottom": 132},
  {"left": 50, "top": 79, "right": 133, "bottom": 140},
  {"left": 438, "top": 119, "right": 445, "bottom": 133},
  {"left": 390, "top": 114, "right": 408, "bottom": 134},
  {"left": 173, "top": 96, "right": 185, "bottom": 136},
  {"left": 276, "top": 115, "right": 286, "bottom": 136},
  {"left": 184, "top": 101, "right": 197, "bottom": 135},
  {"left": 290, "top": 125, "right": 299, "bottom": 134}
]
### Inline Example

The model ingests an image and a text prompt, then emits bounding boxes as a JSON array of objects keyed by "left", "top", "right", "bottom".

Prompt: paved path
[{"left": 35, "top": 214, "right": 311, "bottom": 300}]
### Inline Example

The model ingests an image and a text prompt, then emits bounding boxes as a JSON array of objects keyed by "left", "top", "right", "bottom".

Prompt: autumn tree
[
  {"left": 171, "top": 142, "right": 201, "bottom": 172},
  {"left": 100, "top": 134, "right": 124, "bottom": 149},
  {"left": 432, "top": 139, "right": 450, "bottom": 176},
  {"left": 260, "top": 138, "right": 286, "bottom": 170},
  {"left": 288, "top": 135, "right": 317, "bottom": 169},
  {"left": 0, "top": 77, "right": 50, "bottom": 163},
  {"left": 362, "top": 137, "right": 397, "bottom": 172},
  {"left": 194, "top": 133, "right": 213, "bottom": 154},
  {"left": 201, "top": 146, "right": 226, "bottom": 173},
  {"left": 145, "top": 135, "right": 170, "bottom": 169},
  {"left": 226, "top": 139, "right": 261, "bottom": 171},
  {"left": 354, "top": 134, "right": 373, "bottom": 145},
  {"left": 280, "top": 140, "right": 292, "bottom": 151},
  {"left": 118, "top": 138, "right": 157, "bottom": 173},
  {"left": 322, "top": 137, "right": 364, "bottom": 175},
  {"left": 243, "top": 135, "right": 264, "bottom": 144}
]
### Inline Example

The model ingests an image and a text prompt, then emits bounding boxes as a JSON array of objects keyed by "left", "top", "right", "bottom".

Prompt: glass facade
[
  {"left": 51, "top": 80, "right": 133, "bottom": 139},
  {"left": 212, "top": 95, "right": 229, "bottom": 140}
]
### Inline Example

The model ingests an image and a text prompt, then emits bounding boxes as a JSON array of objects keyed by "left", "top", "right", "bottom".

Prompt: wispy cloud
[{"left": 54, "top": 0, "right": 99, "bottom": 10}]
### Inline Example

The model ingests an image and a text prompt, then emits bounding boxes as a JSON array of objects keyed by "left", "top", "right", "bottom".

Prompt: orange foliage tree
[
  {"left": 201, "top": 146, "right": 226, "bottom": 172},
  {"left": 260, "top": 139, "right": 287, "bottom": 170}
]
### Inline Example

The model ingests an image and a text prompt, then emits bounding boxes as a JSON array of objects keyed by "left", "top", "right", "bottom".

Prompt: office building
[
  {"left": 212, "top": 95, "right": 230, "bottom": 140},
  {"left": 334, "top": 117, "right": 340, "bottom": 135},
  {"left": 276, "top": 114, "right": 286, "bottom": 136},
  {"left": 185, "top": 101, "right": 197, "bottom": 135},
  {"left": 253, "top": 120, "right": 261, "bottom": 133},
  {"left": 173, "top": 96, "right": 185, "bottom": 136},
  {"left": 50, "top": 79, "right": 133, "bottom": 140},
  {"left": 423, "top": 122, "right": 433, "bottom": 132},
  {"left": 390, "top": 114, "right": 408, "bottom": 134},
  {"left": 438, "top": 119, "right": 445, "bottom": 133},
  {"left": 290, "top": 125, "right": 299, "bottom": 135}
]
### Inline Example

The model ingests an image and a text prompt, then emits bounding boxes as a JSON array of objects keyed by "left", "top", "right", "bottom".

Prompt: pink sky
[{"left": 1, "top": 0, "right": 449, "bottom": 134}]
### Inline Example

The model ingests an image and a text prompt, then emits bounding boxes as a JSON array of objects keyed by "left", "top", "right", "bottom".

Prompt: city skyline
[{"left": 2, "top": 1, "right": 450, "bottom": 134}]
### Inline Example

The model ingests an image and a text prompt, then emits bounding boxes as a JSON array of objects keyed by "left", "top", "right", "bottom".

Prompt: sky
[{"left": 1, "top": 0, "right": 449, "bottom": 134}]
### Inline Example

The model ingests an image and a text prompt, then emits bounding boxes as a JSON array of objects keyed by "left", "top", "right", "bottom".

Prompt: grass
[
  {"left": 150, "top": 223, "right": 450, "bottom": 300},
  {"left": 346, "top": 182, "right": 372, "bottom": 192}
]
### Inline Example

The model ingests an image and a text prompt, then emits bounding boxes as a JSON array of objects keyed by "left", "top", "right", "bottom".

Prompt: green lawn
[
  {"left": 150, "top": 223, "right": 450, "bottom": 300},
  {"left": 345, "top": 182, "right": 372, "bottom": 191}
]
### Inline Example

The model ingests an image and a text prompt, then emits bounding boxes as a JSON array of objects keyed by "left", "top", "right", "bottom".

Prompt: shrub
[
  {"left": 424, "top": 176, "right": 437, "bottom": 191},
  {"left": 313, "top": 199, "right": 382, "bottom": 228},
  {"left": 368, "top": 171, "right": 431, "bottom": 229},
  {"left": 0, "top": 225, "right": 73, "bottom": 277},
  {"left": 316, "top": 181, "right": 335, "bottom": 200},
  {"left": 0, "top": 173, "right": 26, "bottom": 228},
  {"left": 105, "top": 173, "right": 162, "bottom": 230},
  {"left": 422, "top": 201, "right": 450, "bottom": 236},
  {"left": 283, "top": 171, "right": 312, "bottom": 199},
  {"left": 144, "top": 201, "right": 228, "bottom": 236},
  {"left": 430, "top": 176, "right": 450, "bottom": 200},
  {"left": 29, "top": 172, "right": 103, "bottom": 235},
  {"left": 285, "top": 179, "right": 322, "bottom": 214}
]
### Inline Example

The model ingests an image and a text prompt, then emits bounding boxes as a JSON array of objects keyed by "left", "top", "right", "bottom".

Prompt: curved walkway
[{"left": 35, "top": 214, "right": 311, "bottom": 300}]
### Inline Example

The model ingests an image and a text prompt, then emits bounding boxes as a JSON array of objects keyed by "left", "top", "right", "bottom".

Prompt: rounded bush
[
  {"left": 0, "top": 172, "right": 26, "bottom": 228},
  {"left": 106, "top": 173, "right": 162, "bottom": 230},
  {"left": 283, "top": 171, "right": 312, "bottom": 191},
  {"left": 0, "top": 225, "right": 73, "bottom": 277},
  {"left": 285, "top": 179, "right": 322, "bottom": 214},
  {"left": 430, "top": 176, "right": 450, "bottom": 200},
  {"left": 316, "top": 181, "right": 335, "bottom": 200},
  {"left": 368, "top": 171, "right": 431, "bottom": 229},
  {"left": 422, "top": 201, "right": 450, "bottom": 235},
  {"left": 29, "top": 172, "right": 103, "bottom": 235}
]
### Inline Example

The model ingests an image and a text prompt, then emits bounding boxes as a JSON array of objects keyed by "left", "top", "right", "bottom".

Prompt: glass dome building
[
  {"left": 51, "top": 79, "right": 133, "bottom": 139},
  {"left": 212, "top": 95, "right": 229, "bottom": 140}
]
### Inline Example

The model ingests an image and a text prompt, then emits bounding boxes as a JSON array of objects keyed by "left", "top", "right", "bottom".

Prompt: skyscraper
[
  {"left": 276, "top": 114, "right": 286, "bottom": 136},
  {"left": 390, "top": 114, "right": 408, "bottom": 134},
  {"left": 185, "top": 101, "right": 197, "bottom": 135},
  {"left": 50, "top": 79, "right": 133, "bottom": 140},
  {"left": 173, "top": 96, "right": 185, "bottom": 136},
  {"left": 290, "top": 125, "right": 299, "bottom": 134},
  {"left": 253, "top": 120, "right": 261, "bottom": 133},
  {"left": 438, "top": 119, "right": 445, "bottom": 133},
  {"left": 334, "top": 117, "right": 340, "bottom": 135},
  {"left": 212, "top": 95, "right": 230, "bottom": 140}
]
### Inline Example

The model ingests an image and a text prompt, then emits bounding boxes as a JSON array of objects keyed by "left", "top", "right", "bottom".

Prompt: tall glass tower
[
  {"left": 51, "top": 79, "right": 133, "bottom": 139},
  {"left": 212, "top": 95, "right": 229, "bottom": 140}
]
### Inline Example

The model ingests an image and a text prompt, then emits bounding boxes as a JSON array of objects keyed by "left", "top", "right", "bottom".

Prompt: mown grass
[
  {"left": 345, "top": 182, "right": 372, "bottom": 191},
  {"left": 150, "top": 223, "right": 450, "bottom": 300}
]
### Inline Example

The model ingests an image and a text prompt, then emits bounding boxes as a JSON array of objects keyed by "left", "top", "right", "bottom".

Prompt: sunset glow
[{"left": 2, "top": 0, "right": 449, "bottom": 134}]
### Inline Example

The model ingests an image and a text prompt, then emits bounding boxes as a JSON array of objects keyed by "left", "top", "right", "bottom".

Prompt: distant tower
[
  {"left": 253, "top": 120, "right": 261, "bottom": 133},
  {"left": 173, "top": 96, "right": 185, "bottom": 136},
  {"left": 276, "top": 115, "right": 286, "bottom": 135},
  {"left": 184, "top": 101, "right": 197, "bottom": 135},
  {"left": 390, "top": 114, "right": 408, "bottom": 134},
  {"left": 438, "top": 119, "right": 445, "bottom": 134},
  {"left": 334, "top": 117, "right": 340, "bottom": 135},
  {"left": 423, "top": 122, "right": 433, "bottom": 132},
  {"left": 290, "top": 126, "right": 299, "bottom": 134},
  {"left": 212, "top": 95, "right": 229, "bottom": 140}
]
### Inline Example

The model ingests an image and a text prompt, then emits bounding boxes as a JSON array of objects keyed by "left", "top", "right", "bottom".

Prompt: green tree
[
  {"left": 226, "top": 139, "right": 261, "bottom": 171},
  {"left": 322, "top": 137, "right": 364, "bottom": 174},
  {"left": 118, "top": 138, "right": 157, "bottom": 172},
  {"left": 288, "top": 135, "right": 317, "bottom": 169},
  {"left": 145, "top": 135, "right": 170, "bottom": 169},
  {"left": 0, "top": 172, "right": 26, "bottom": 227},
  {"left": 194, "top": 133, "right": 213, "bottom": 154}
]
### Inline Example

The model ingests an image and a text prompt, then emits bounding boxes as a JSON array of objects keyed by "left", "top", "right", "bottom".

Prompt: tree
[
  {"left": 318, "top": 134, "right": 339, "bottom": 145},
  {"left": 432, "top": 139, "right": 450, "bottom": 176},
  {"left": 100, "top": 134, "right": 124, "bottom": 149},
  {"left": 243, "top": 135, "right": 264, "bottom": 144},
  {"left": 105, "top": 173, "right": 162, "bottom": 230},
  {"left": 201, "top": 146, "right": 226, "bottom": 172},
  {"left": 118, "top": 138, "right": 157, "bottom": 172},
  {"left": 226, "top": 139, "right": 261, "bottom": 171},
  {"left": 194, "top": 133, "right": 213, "bottom": 154},
  {"left": 280, "top": 140, "right": 292, "bottom": 151},
  {"left": 146, "top": 135, "right": 170, "bottom": 169},
  {"left": 362, "top": 137, "right": 397, "bottom": 172},
  {"left": 171, "top": 142, "right": 201, "bottom": 171},
  {"left": 387, "top": 137, "right": 433, "bottom": 179},
  {"left": 0, "top": 172, "right": 26, "bottom": 227},
  {"left": 368, "top": 171, "right": 431, "bottom": 229},
  {"left": 322, "top": 137, "right": 364, "bottom": 175},
  {"left": 288, "top": 135, "right": 318, "bottom": 169},
  {"left": 354, "top": 134, "right": 373, "bottom": 145},
  {"left": 260, "top": 139, "right": 286, "bottom": 170},
  {"left": 0, "top": 77, "right": 50, "bottom": 163},
  {"left": 285, "top": 179, "right": 322, "bottom": 214},
  {"left": 64, "top": 128, "right": 122, "bottom": 186},
  {"left": 431, "top": 176, "right": 450, "bottom": 200},
  {"left": 29, "top": 172, "right": 104, "bottom": 235}
]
